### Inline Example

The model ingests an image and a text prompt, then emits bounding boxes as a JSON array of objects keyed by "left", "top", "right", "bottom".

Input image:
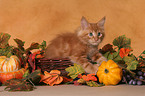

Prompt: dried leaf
[
  {"left": 40, "top": 70, "right": 63, "bottom": 86},
  {"left": 28, "top": 50, "right": 44, "bottom": 72},
  {"left": 4, "top": 78, "right": 34, "bottom": 91},
  {"left": 86, "top": 81, "right": 103, "bottom": 87},
  {"left": 77, "top": 78, "right": 85, "bottom": 83},
  {"left": 82, "top": 74, "right": 97, "bottom": 81},
  {"left": 73, "top": 80, "right": 82, "bottom": 86},
  {"left": 26, "top": 42, "right": 39, "bottom": 52},
  {"left": 0, "top": 33, "right": 11, "bottom": 48},
  {"left": 23, "top": 70, "right": 41, "bottom": 84},
  {"left": 65, "top": 64, "right": 85, "bottom": 79},
  {"left": 100, "top": 44, "right": 114, "bottom": 54},
  {"left": 28, "top": 53, "right": 36, "bottom": 72},
  {"left": 0, "top": 46, "right": 13, "bottom": 57},
  {"left": 14, "top": 38, "right": 25, "bottom": 52},
  {"left": 62, "top": 77, "right": 73, "bottom": 83}
]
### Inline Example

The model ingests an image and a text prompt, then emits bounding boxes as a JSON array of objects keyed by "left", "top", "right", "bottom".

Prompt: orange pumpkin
[
  {"left": 0, "top": 55, "right": 20, "bottom": 72},
  {"left": 0, "top": 68, "right": 25, "bottom": 83}
]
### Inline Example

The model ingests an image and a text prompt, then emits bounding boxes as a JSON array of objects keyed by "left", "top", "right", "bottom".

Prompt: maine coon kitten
[{"left": 45, "top": 16, "right": 107, "bottom": 73}]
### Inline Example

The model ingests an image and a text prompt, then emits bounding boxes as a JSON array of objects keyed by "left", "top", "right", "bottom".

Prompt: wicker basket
[{"left": 35, "top": 58, "right": 73, "bottom": 76}]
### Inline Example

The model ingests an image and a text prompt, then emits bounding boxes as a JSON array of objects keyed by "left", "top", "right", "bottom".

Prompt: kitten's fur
[{"left": 45, "top": 16, "right": 107, "bottom": 73}]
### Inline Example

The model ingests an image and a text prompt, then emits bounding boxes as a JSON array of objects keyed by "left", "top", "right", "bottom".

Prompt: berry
[
  {"left": 129, "top": 79, "right": 133, "bottom": 85},
  {"left": 143, "top": 73, "right": 145, "bottom": 77},
  {"left": 137, "top": 71, "right": 143, "bottom": 76},
  {"left": 139, "top": 76, "right": 144, "bottom": 80},
  {"left": 137, "top": 81, "right": 142, "bottom": 85},
  {"left": 132, "top": 80, "right": 136, "bottom": 85}
]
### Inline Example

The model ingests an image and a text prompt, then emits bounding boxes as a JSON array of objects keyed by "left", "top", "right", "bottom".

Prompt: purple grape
[
  {"left": 137, "top": 81, "right": 142, "bottom": 85},
  {"left": 143, "top": 73, "right": 145, "bottom": 77},
  {"left": 137, "top": 71, "right": 143, "bottom": 76},
  {"left": 132, "top": 80, "right": 136, "bottom": 85},
  {"left": 122, "top": 69, "right": 126, "bottom": 75},
  {"left": 126, "top": 75, "right": 131, "bottom": 80},
  {"left": 139, "top": 76, "right": 144, "bottom": 80},
  {"left": 129, "top": 79, "right": 133, "bottom": 85}
]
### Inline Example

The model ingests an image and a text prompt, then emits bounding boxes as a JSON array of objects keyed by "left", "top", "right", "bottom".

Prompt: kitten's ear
[
  {"left": 81, "top": 16, "right": 89, "bottom": 30},
  {"left": 97, "top": 17, "right": 106, "bottom": 28}
]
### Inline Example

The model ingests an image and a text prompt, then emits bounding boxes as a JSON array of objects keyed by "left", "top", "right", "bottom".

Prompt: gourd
[
  {"left": 0, "top": 55, "right": 25, "bottom": 83},
  {"left": 97, "top": 60, "right": 123, "bottom": 85},
  {"left": 0, "top": 55, "right": 20, "bottom": 72},
  {"left": 0, "top": 68, "right": 25, "bottom": 83}
]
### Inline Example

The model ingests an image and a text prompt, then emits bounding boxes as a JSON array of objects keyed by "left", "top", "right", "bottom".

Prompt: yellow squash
[{"left": 97, "top": 60, "right": 122, "bottom": 85}]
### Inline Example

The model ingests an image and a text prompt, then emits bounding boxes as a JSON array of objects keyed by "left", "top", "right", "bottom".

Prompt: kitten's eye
[
  {"left": 98, "top": 32, "right": 102, "bottom": 37},
  {"left": 89, "top": 33, "right": 93, "bottom": 36}
]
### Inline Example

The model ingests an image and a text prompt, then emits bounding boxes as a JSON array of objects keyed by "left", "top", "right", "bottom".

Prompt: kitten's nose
[{"left": 95, "top": 38, "right": 98, "bottom": 41}]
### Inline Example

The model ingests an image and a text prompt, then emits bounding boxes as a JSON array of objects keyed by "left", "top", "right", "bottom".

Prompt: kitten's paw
[
  {"left": 97, "top": 56, "right": 107, "bottom": 65},
  {"left": 93, "top": 64, "right": 99, "bottom": 73}
]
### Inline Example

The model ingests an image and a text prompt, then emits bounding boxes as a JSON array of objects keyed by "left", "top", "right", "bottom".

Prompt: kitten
[{"left": 44, "top": 16, "right": 107, "bottom": 73}]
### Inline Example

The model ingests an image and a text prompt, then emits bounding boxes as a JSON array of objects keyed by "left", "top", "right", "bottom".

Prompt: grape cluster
[{"left": 122, "top": 69, "right": 145, "bottom": 85}]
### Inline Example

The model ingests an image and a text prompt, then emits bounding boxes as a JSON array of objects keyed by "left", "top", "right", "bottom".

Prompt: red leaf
[
  {"left": 119, "top": 48, "right": 132, "bottom": 58},
  {"left": 82, "top": 74, "right": 97, "bottom": 81},
  {"left": 63, "top": 77, "right": 73, "bottom": 83},
  {"left": 28, "top": 54, "right": 36, "bottom": 72},
  {"left": 73, "top": 80, "right": 82, "bottom": 86}
]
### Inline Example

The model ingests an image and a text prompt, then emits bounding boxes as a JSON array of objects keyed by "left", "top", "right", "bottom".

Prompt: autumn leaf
[
  {"left": 4, "top": 78, "right": 34, "bottom": 91},
  {"left": 62, "top": 77, "right": 73, "bottom": 83},
  {"left": 0, "top": 46, "right": 13, "bottom": 57},
  {"left": 26, "top": 42, "right": 41, "bottom": 53},
  {"left": 39, "top": 40, "right": 46, "bottom": 50},
  {"left": 103, "top": 51, "right": 122, "bottom": 62},
  {"left": 0, "top": 33, "right": 11, "bottom": 48},
  {"left": 28, "top": 50, "right": 44, "bottom": 72},
  {"left": 40, "top": 70, "right": 63, "bottom": 86},
  {"left": 23, "top": 70, "right": 30, "bottom": 78},
  {"left": 65, "top": 64, "right": 85, "bottom": 79},
  {"left": 14, "top": 38, "right": 25, "bottom": 52},
  {"left": 100, "top": 44, "right": 114, "bottom": 54},
  {"left": 119, "top": 48, "right": 132, "bottom": 58},
  {"left": 86, "top": 81, "right": 103, "bottom": 87},
  {"left": 113, "top": 35, "right": 131, "bottom": 49},
  {"left": 33, "top": 50, "right": 44, "bottom": 58},
  {"left": 76, "top": 74, "right": 100, "bottom": 87},
  {"left": 126, "top": 60, "right": 138, "bottom": 70},
  {"left": 81, "top": 74, "right": 97, "bottom": 81},
  {"left": 123, "top": 56, "right": 138, "bottom": 70},
  {"left": 23, "top": 69, "right": 41, "bottom": 84},
  {"left": 73, "top": 80, "right": 82, "bottom": 86}
]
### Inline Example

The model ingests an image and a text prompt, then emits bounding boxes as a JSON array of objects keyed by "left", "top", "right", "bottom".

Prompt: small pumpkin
[
  {"left": 97, "top": 60, "right": 122, "bottom": 85},
  {"left": 0, "top": 55, "right": 20, "bottom": 72},
  {"left": 0, "top": 68, "right": 25, "bottom": 83}
]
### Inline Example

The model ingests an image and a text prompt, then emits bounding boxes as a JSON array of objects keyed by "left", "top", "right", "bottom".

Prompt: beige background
[{"left": 0, "top": 0, "right": 145, "bottom": 56}]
